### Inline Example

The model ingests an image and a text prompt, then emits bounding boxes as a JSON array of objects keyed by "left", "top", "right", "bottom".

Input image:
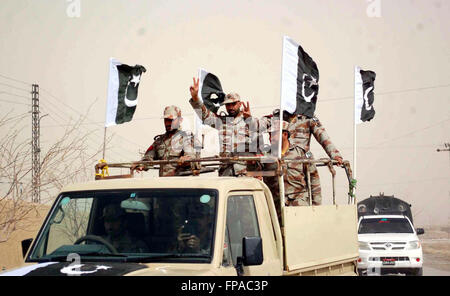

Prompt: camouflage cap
[
  {"left": 101, "top": 203, "right": 126, "bottom": 221},
  {"left": 223, "top": 92, "right": 241, "bottom": 104},
  {"left": 163, "top": 105, "right": 182, "bottom": 119}
]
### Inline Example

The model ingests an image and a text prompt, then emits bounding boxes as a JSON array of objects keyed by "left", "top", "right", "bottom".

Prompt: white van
[{"left": 357, "top": 215, "right": 424, "bottom": 276}]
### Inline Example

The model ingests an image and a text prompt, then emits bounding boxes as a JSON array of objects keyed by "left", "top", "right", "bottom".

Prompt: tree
[{"left": 0, "top": 111, "right": 108, "bottom": 243}]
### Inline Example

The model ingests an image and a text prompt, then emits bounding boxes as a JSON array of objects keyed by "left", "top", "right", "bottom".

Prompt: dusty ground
[{"left": 420, "top": 225, "right": 450, "bottom": 272}]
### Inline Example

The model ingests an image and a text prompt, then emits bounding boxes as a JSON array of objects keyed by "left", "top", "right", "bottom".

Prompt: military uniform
[
  {"left": 142, "top": 105, "right": 200, "bottom": 177},
  {"left": 143, "top": 130, "right": 199, "bottom": 176},
  {"left": 264, "top": 121, "right": 310, "bottom": 220},
  {"left": 264, "top": 146, "right": 310, "bottom": 218},
  {"left": 190, "top": 94, "right": 260, "bottom": 176},
  {"left": 100, "top": 204, "right": 149, "bottom": 253},
  {"left": 103, "top": 231, "right": 149, "bottom": 253},
  {"left": 287, "top": 115, "right": 342, "bottom": 205}
]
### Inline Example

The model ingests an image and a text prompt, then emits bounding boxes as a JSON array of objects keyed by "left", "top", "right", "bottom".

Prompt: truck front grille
[{"left": 369, "top": 242, "right": 406, "bottom": 250}]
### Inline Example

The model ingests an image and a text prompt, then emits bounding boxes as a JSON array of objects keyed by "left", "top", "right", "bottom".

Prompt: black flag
[
  {"left": 198, "top": 68, "right": 225, "bottom": 114},
  {"left": 106, "top": 58, "right": 147, "bottom": 127},
  {"left": 281, "top": 36, "right": 319, "bottom": 118},
  {"left": 355, "top": 67, "right": 376, "bottom": 124}
]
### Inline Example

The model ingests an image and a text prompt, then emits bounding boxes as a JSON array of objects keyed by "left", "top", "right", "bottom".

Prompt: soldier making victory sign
[{"left": 189, "top": 77, "right": 260, "bottom": 177}]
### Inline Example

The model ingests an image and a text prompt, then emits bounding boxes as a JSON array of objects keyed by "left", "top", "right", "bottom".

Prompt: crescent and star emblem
[
  {"left": 363, "top": 86, "right": 374, "bottom": 110},
  {"left": 302, "top": 74, "right": 318, "bottom": 103},
  {"left": 124, "top": 74, "right": 141, "bottom": 107},
  {"left": 60, "top": 264, "right": 112, "bottom": 275}
]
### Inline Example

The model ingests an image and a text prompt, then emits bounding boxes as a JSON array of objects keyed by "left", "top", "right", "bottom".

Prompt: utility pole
[
  {"left": 436, "top": 142, "right": 450, "bottom": 153},
  {"left": 437, "top": 142, "right": 450, "bottom": 165},
  {"left": 31, "top": 84, "right": 40, "bottom": 203}
]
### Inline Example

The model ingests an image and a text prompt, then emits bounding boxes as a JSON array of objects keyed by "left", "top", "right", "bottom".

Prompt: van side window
[{"left": 226, "top": 195, "right": 260, "bottom": 265}]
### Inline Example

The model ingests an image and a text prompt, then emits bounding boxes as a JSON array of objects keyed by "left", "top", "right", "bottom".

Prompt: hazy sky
[{"left": 0, "top": 0, "right": 449, "bottom": 226}]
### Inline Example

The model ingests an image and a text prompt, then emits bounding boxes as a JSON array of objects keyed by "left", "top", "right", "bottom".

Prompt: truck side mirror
[
  {"left": 242, "top": 236, "right": 263, "bottom": 266},
  {"left": 21, "top": 238, "right": 33, "bottom": 258},
  {"left": 416, "top": 228, "right": 425, "bottom": 235}
]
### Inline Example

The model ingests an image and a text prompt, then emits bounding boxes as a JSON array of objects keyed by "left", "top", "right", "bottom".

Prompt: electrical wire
[
  {"left": 0, "top": 82, "right": 31, "bottom": 93},
  {"left": 0, "top": 73, "right": 32, "bottom": 86}
]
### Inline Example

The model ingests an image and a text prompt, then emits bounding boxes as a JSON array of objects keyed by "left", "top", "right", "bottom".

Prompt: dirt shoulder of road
[{"left": 420, "top": 225, "right": 450, "bottom": 272}]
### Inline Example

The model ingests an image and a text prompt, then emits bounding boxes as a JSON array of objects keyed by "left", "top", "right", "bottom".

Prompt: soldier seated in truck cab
[
  {"left": 176, "top": 202, "right": 213, "bottom": 254},
  {"left": 100, "top": 203, "right": 149, "bottom": 253}
]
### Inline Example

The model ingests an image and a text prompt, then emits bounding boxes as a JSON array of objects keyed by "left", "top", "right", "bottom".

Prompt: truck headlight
[
  {"left": 358, "top": 241, "right": 371, "bottom": 251},
  {"left": 407, "top": 240, "right": 421, "bottom": 250}
]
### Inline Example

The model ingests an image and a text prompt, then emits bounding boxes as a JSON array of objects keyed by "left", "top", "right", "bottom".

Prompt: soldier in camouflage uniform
[
  {"left": 261, "top": 110, "right": 343, "bottom": 205},
  {"left": 189, "top": 77, "right": 260, "bottom": 176},
  {"left": 135, "top": 105, "right": 200, "bottom": 177},
  {"left": 285, "top": 112, "right": 343, "bottom": 205},
  {"left": 100, "top": 203, "right": 149, "bottom": 253},
  {"left": 263, "top": 120, "right": 309, "bottom": 221}
]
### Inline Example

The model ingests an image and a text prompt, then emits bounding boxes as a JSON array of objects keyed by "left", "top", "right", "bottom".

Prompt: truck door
[{"left": 224, "top": 193, "right": 281, "bottom": 276}]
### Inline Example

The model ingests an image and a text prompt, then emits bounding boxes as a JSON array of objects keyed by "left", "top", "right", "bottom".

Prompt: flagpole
[
  {"left": 102, "top": 126, "right": 107, "bottom": 160},
  {"left": 278, "top": 36, "right": 286, "bottom": 227},
  {"left": 353, "top": 66, "right": 357, "bottom": 203}
]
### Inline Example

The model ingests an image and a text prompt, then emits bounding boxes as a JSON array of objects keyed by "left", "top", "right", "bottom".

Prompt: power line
[
  {"left": 320, "top": 83, "right": 450, "bottom": 103},
  {"left": 373, "top": 117, "right": 450, "bottom": 147},
  {"left": 0, "top": 73, "right": 32, "bottom": 86},
  {"left": 339, "top": 144, "right": 438, "bottom": 151},
  {"left": 0, "top": 98, "right": 30, "bottom": 106},
  {"left": 357, "top": 177, "right": 449, "bottom": 187},
  {"left": 0, "top": 112, "right": 30, "bottom": 125},
  {"left": 0, "top": 91, "right": 30, "bottom": 100},
  {"left": 335, "top": 177, "right": 449, "bottom": 189},
  {"left": 0, "top": 82, "right": 31, "bottom": 93},
  {"left": 39, "top": 90, "right": 147, "bottom": 150},
  {"left": 38, "top": 104, "right": 133, "bottom": 161}
]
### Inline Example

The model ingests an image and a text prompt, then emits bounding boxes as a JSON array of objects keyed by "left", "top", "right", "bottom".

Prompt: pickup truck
[
  {"left": 356, "top": 195, "right": 425, "bottom": 276},
  {"left": 1, "top": 157, "right": 359, "bottom": 276}
]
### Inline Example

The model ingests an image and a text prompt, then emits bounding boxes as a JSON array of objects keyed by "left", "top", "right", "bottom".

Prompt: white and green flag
[{"left": 105, "top": 58, "right": 147, "bottom": 127}]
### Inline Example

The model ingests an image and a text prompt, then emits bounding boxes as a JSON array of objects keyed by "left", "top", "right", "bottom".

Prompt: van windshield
[
  {"left": 27, "top": 189, "right": 217, "bottom": 263},
  {"left": 358, "top": 217, "right": 414, "bottom": 234}
]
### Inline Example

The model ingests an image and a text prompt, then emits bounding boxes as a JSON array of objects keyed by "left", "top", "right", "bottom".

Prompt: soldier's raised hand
[
  {"left": 190, "top": 77, "right": 200, "bottom": 101},
  {"left": 242, "top": 101, "right": 251, "bottom": 118}
]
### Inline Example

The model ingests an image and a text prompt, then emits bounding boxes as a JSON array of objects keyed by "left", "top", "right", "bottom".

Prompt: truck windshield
[
  {"left": 27, "top": 189, "right": 217, "bottom": 263},
  {"left": 358, "top": 217, "right": 414, "bottom": 234}
]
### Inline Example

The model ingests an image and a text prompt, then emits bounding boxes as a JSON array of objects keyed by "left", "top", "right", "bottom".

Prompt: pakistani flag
[
  {"left": 355, "top": 66, "right": 376, "bottom": 124},
  {"left": 105, "top": 58, "right": 147, "bottom": 127},
  {"left": 198, "top": 68, "right": 225, "bottom": 114},
  {"left": 281, "top": 36, "right": 319, "bottom": 118},
  {"left": 193, "top": 68, "right": 225, "bottom": 152}
]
